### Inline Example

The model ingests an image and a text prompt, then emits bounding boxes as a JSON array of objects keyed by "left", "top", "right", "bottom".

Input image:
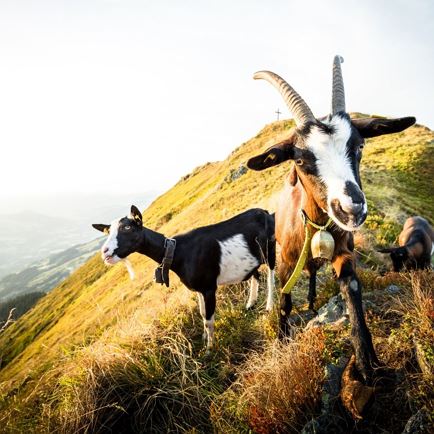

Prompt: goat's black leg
[
  {"left": 278, "top": 261, "right": 293, "bottom": 338},
  {"left": 307, "top": 269, "right": 317, "bottom": 312},
  {"left": 203, "top": 289, "right": 216, "bottom": 350},
  {"left": 279, "top": 292, "right": 293, "bottom": 338},
  {"left": 334, "top": 258, "right": 379, "bottom": 383},
  {"left": 266, "top": 237, "right": 276, "bottom": 312}
]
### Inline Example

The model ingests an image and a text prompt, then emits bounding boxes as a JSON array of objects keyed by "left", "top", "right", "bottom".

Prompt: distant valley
[
  {"left": 0, "top": 191, "right": 158, "bottom": 279},
  {"left": 0, "top": 212, "right": 92, "bottom": 278},
  {"left": 0, "top": 236, "right": 104, "bottom": 300}
]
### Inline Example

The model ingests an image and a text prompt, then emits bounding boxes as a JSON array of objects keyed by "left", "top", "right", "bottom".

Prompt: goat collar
[
  {"left": 281, "top": 210, "right": 332, "bottom": 295},
  {"left": 301, "top": 210, "right": 332, "bottom": 231},
  {"left": 155, "top": 238, "right": 177, "bottom": 287}
]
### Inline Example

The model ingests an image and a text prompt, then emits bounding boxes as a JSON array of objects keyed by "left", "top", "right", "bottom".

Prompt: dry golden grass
[
  {"left": 387, "top": 272, "right": 434, "bottom": 401},
  {"left": 28, "top": 280, "right": 270, "bottom": 434},
  {"left": 212, "top": 328, "right": 326, "bottom": 434},
  {"left": 50, "top": 330, "right": 217, "bottom": 434}
]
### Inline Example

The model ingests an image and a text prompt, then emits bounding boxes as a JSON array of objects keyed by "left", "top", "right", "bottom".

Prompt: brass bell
[{"left": 311, "top": 229, "right": 335, "bottom": 260}]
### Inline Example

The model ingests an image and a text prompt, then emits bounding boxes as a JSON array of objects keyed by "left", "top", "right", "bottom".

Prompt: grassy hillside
[{"left": 0, "top": 117, "right": 432, "bottom": 433}]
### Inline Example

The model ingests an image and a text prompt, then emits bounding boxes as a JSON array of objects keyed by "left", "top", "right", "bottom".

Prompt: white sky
[{"left": 0, "top": 0, "right": 433, "bottom": 198}]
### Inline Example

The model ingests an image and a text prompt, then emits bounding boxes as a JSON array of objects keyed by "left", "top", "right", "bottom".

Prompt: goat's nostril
[
  {"left": 343, "top": 203, "right": 362, "bottom": 214},
  {"left": 103, "top": 247, "right": 109, "bottom": 254},
  {"left": 352, "top": 202, "right": 363, "bottom": 213},
  {"left": 333, "top": 199, "right": 364, "bottom": 216}
]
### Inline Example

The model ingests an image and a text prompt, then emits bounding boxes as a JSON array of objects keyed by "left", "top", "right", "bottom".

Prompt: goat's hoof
[
  {"left": 245, "top": 303, "right": 255, "bottom": 311},
  {"left": 341, "top": 355, "right": 375, "bottom": 420}
]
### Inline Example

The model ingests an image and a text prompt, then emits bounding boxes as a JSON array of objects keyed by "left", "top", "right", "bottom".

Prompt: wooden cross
[{"left": 275, "top": 108, "right": 281, "bottom": 121}]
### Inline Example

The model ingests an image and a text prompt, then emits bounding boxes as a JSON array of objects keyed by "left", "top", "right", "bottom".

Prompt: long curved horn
[
  {"left": 254, "top": 71, "right": 315, "bottom": 127},
  {"left": 331, "top": 55, "right": 346, "bottom": 114}
]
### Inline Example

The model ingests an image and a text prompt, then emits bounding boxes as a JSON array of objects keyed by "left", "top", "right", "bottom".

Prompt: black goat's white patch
[{"left": 217, "top": 234, "right": 259, "bottom": 285}]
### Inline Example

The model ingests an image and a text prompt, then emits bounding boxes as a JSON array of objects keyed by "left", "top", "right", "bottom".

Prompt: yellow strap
[
  {"left": 280, "top": 211, "right": 332, "bottom": 295},
  {"left": 301, "top": 209, "right": 333, "bottom": 231},
  {"left": 281, "top": 224, "right": 312, "bottom": 294}
]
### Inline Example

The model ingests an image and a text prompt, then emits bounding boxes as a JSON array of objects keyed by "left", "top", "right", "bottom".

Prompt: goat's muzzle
[
  {"left": 330, "top": 198, "right": 367, "bottom": 231},
  {"left": 101, "top": 248, "right": 121, "bottom": 265}
]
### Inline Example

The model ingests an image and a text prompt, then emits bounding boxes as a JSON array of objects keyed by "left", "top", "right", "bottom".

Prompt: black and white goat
[
  {"left": 378, "top": 216, "right": 434, "bottom": 272},
  {"left": 93, "top": 206, "right": 276, "bottom": 349}
]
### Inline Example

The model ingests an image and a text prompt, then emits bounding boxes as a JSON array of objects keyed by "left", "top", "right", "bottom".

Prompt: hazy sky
[{"left": 0, "top": 0, "right": 432, "bottom": 200}]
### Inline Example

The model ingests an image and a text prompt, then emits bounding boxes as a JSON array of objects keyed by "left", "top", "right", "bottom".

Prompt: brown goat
[
  {"left": 378, "top": 216, "right": 433, "bottom": 272},
  {"left": 247, "top": 56, "right": 415, "bottom": 388}
]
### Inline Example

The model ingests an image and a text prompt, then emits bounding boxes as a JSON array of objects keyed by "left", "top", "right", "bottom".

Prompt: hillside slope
[{"left": 0, "top": 117, "right": 433, "bottom": 433}]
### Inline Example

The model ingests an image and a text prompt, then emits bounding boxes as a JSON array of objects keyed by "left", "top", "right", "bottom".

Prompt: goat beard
[{"left": 122, "top": 258, "right": 136, "bottom": 280}]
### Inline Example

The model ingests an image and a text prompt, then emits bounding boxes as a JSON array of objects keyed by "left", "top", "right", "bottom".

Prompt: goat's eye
[
  {"left": 295, "top": 159, "right": 304, "bottom": 166},
  {"left": 124, "top": 225, "right": 131, "bottom": 231}
]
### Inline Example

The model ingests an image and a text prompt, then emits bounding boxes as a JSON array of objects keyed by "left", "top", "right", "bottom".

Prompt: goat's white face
[
  {"left": 101, "top": 219, "right": 122, "bottom": 264},
  {"left": 92, "top": 205, "right": 144, "bottom": 265},
  {"left": 306, "top": 115, "right": 367, "bottom": 231}
]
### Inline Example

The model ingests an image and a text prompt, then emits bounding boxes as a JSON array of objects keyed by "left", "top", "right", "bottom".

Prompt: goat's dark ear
[
  {"left": 352, "top": 117, "right": 416, "bottom": 139},
  {"left": 247, "top": 139, "right": 295, "bottom": 171},
  {"left": 130, "top": 205, "right": 143, "bottom": 226},
  {"left": 377, "top": 247, "right": 396, "bottom": 254},
  {"left": 92, "top": 224, "right": 110, "bottom": 234}
]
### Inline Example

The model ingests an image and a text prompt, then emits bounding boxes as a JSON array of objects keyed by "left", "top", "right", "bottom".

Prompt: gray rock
[
  {"left": 413, "top": 338, "right": 433, "bottom": 376},
  {"left": 386, "top": 284, "right": 401, "bottom": 295},
  {"left": 225, "top": 165, "right": 248, "bottom": 183},
  {"left": 324, "top": 362, "right": 345, "bottom": 400},
  {"left": 301, "top": 358, "right": 348, "bottom": 434},
  {"left": 306, "top": 294, "right": 348, "bottom": 329},
  {"left": 402, "top": 408, "right": 430, "bottom": 434}
]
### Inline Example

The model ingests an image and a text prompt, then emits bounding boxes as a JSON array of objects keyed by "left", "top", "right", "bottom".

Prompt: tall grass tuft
[
  {"left": 212, "top": 328, "right": 326, "bottom": 433},
  {"left": 362, "top": 270, "right": 434, "bottom": 431},
  {"left": 51, "top": 329, "right": 221, "bottom": 433},
  {"left": 391, "top": 271, "right": 434, "bottom": 417},
  {"left": 47, "top": 281, "right": 268, "bottom": 433}
]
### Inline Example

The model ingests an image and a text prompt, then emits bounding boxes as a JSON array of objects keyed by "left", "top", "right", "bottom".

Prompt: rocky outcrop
[{"left": 305, "top": 294, "right": 349, "bottom": 329}]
